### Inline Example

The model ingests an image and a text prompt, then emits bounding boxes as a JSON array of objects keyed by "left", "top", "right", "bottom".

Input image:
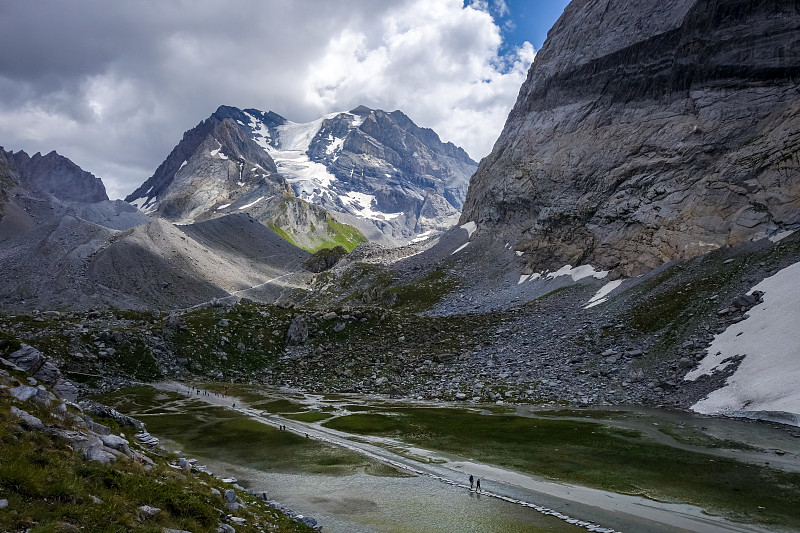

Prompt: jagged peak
[{"left": 349, "top": 105, "right": 373, "bottom": 116}]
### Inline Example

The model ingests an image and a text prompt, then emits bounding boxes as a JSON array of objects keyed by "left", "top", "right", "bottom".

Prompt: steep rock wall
[{"left": 461, "top": 0, "right": 800, "bottom": 276}]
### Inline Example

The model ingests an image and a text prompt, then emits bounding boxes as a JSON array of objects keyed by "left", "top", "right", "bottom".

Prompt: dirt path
[{"left": 154, "top": 382, "right": 778, "bottom": 533}]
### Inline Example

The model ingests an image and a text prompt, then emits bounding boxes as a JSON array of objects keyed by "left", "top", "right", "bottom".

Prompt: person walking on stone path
[
  {"left": 469, "top": 474, "right": 474, "bottom": 490},
  {"left": 476, "top": 478, "right": 481, "bottom": 492}
]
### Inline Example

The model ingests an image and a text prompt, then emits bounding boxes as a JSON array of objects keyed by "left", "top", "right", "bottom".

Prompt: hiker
[
  {"left": 232, "top": 402, "right": 236, "bottom": 408},
  {"left": 469, "top": 474, "right": 474, "bottom": 490},
  {"left": 476, "top": 479, "right": 481, "bottom": 492}
]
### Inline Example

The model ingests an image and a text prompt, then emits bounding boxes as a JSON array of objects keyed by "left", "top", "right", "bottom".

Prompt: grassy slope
[
  {"left": 268, "top": 198, "right": 367, "bottom": 253},
  {"left": 0, "top": 389, "right": 314, "bottom": 532}
]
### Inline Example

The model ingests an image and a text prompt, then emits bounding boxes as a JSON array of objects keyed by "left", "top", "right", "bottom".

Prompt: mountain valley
[{"left": 2, "top": 0, "right": 800, "bottom": 531}]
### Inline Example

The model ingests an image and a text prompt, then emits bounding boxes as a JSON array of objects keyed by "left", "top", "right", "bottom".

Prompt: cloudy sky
[{"left": 0, "top": 0, "right": 569, "bottom": 200}]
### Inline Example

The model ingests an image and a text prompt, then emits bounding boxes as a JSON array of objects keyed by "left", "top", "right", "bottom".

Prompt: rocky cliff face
[
  {"left": 0, "top": 147, "right": 144, "bottom": 241},
  {"left": 301, "top": 105, "right": 476, "bottom": 240},
  {"left": 129, "top": 105, "right": 477, "bottom": 248},
  {"left": 460, "top": 0, "right": 800, "bottom": 277},
  {"left": 3, "top": 147, "right": 108, "bottom": 203}
]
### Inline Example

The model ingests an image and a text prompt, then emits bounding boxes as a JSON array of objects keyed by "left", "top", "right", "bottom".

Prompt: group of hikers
[
  {"left": 469, "top": 474, "right": 482, "bottom": 492},
  {"left": 187, "top": 387, "right": 228, "bottom": 398}
]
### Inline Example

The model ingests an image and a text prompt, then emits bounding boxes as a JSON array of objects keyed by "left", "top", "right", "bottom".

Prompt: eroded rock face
[
  {"left": 3, "top": 148, "right": 108, "bottom": 204},
  {"left": 460, "top": 0, "right": 800, "bottom": 276}
]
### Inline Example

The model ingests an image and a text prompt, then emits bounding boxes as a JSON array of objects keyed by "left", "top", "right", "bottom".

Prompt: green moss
[
  {"left": 389, "top": 269, "right": 459, "bottom": 313},
  {"left": 324, "top": 217, "right": 367, "bottom": 252},
  {"left": 284, "top": 411, "right": 333, "bottom": 423},
  {"left": 252, "top": 399, "right": 306, "bottom": 413}
]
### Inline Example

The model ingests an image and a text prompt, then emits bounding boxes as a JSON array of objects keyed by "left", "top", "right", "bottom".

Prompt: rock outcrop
[{"left": 460, "top": 0, "right": 800, "bottom": 276}]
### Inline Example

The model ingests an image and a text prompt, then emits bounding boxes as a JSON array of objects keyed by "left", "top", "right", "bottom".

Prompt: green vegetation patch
[
  {"left": 252, "top": 398, "right": 306, "bottom": 414},
  {"left": 324, "top": 217, "right": 367, "bottom": 253},
  {"left": 141, "top": 407, "right": 399, "bottom": 476},
  {"left": 170, "top": 302, "right": 295, "bottom": 377},
  {"left": 657, "top": 425, "right": 759, "bottom": 451},
  {"left": 323, "top": 407, "right": 800, "bottom": 528},
  {"left": 284, "top": 411, "right": 334, "bottom": 423},
  {"left": 535, "top": 409, "right": 631, "bottom": 420},
  {"left": 389, "top": 269, "right": 459, "bottom": 313},
  {"left": 0, "top": 394, "right": 313, "bottom": 532}
]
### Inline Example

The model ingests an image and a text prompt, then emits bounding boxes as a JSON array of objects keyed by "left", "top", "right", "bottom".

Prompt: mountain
[
  {"left": 127, "top": 105, "right": 477, "bottom": 247},
  {"left": 0, "top": 146, "right": 309, "bottom": 311},
  {"left": 0, "top": 147, "right": 146, "bottom": 240},
  {"left": 3, "top": 147, "right": 107, "bottom": 203},
  {"left": 460, "top": 0, "right": 800, "bottom": 278}
]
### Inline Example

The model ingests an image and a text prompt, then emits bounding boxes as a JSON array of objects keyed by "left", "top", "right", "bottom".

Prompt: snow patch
[
  {"left": 326, "top": 135, "right": 345, "bottom": 155},
  {"left": 451, "top": 243, "right": 470, "bottom": 255},
  {"left": 243, "top": 111, "right": 273, "bottom": 151},
  {"left": 546, "top": 264, "right": 609, "bottom": 282},
  {"left": 351, "top": 114, "right": 367, "bottom": 127},
  {"left": 685, "top": 261, "right": 800, "bottom": 424},
  {"left": 769, "top": 229, "right": 796, "bottom": 243},
  {"left": 584, "top": 279, "right": 624, "bottom": 309},
  {"left": 179, "top": 160, "right": 188, "bottom": 171},
  {"left": 130, "top": 196, "right": 158, "bottom": 214},
  {"left": 239, "top": 196, "right": 272, "bottom": 210},
  {"left": 209, "top": 148, "right": 228, "bottom": 160},
  {"left": 410, "top": 230, "right": 437, "bottom": 243},
  {"left": 518, "top": 273, "right": 541, "bottom": 284},
  {"left": 460, "top": 221, "right": 477, "bottom": 238},
  {"left": 515, "top": 251, "right": 523, "bottom": 257},
  {"left": 340, "top": 191, "right": 402, "bottom": 221},
  {"left": 216, "top": 203, "right": 232, "bottom": 211}
]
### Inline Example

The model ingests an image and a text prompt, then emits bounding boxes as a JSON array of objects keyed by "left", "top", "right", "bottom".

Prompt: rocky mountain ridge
[
  {"left": 0, "top": 147, "right": 146, "bottom": 241},
  {"left": 127, "top": 105, "right": 477, "bottom": 247},
  {"left": 461, "top": 0, "right": 800, "bottom": 277},
  {"left": 2, "top": 147, "right": 108, "bottom": 204}
]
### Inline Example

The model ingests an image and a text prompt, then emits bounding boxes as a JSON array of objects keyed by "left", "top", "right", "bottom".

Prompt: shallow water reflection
[{"left": 204, "top": 459, "right": 581, "bottom": 533}]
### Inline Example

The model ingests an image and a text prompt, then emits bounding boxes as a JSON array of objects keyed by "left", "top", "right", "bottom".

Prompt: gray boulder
[
  {"left": 287, "top": 315, "right": 308, "bottom": 345},
  {"left": 32, "top": 361, "right": 61, "bottom": 384},
  {"left": 100, "top": 434, "right": 132, "bottom": 457},
  {"left": 9, "top": 385, "right": 38, "bottom": 402},
  {"left": 7, "top": 344, "right": 44, "bottom": 373},
  {"left": 10, "top": 406, "right": 44, "bottom": 429},
  {"left": 52, "top": 379, "right": 79, "bottom": 402}
]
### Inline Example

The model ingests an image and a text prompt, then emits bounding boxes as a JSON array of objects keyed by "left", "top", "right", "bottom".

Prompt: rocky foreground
[{"left": 0, "top": 339, "right": 319, "bottom": 532}]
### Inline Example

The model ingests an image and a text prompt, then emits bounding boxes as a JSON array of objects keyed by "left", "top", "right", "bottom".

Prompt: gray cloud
[{"left": 0, "top": 0, "right": 534, "bottom": 199}]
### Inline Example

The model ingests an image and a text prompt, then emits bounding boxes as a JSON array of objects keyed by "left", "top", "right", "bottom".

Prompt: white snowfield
[
  {"left": 685, "top": 260, "right": 800, "bottom": 425},
  {"left": 254, "top": 110, "right": 405, "bottom": 222},
  {"left": 340, "top": 191, "right": 402, "bottom": 221},
  {"left": 518, "top": 264, "right": 609, "bottom": 286},
  {"left": 460, "top": 220, "right": 477, "bottom": 238},
  {"left": 546, "top": 264, "right": 609, "bottom": 282},
  {"left": 584, "top": 279, "right": 624, "bottom": 309}
]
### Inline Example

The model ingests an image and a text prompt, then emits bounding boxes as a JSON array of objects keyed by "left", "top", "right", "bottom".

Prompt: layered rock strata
[{"left": 461, "top": 0, "right": 800, "bottom": 276}]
